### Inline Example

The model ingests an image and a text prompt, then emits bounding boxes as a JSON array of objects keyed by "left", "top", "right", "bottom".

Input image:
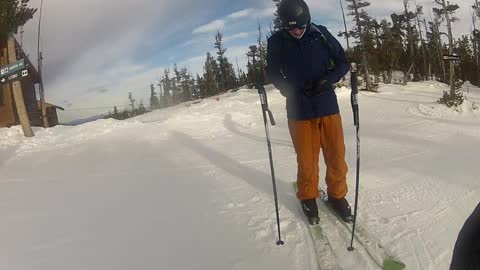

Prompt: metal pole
[
  {"left": 37, "top": 0, "right": 49, "bottom": 127},
  {"left": 339, "top": 0, "right": 350, "bottom": 51},
  {"left": 257, "top": 82, "right": 284, "bottom": 246},
  {"left": 348, "top": 63, "right": 360, "bottom": 251}
]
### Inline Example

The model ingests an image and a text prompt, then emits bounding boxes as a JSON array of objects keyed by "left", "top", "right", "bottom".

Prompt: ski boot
[
  {"left": 327, "top": 196, "right": 353, "bottom": 223},
  {"left": 301, "top": 198, "right": 320, "bottom": 225}
]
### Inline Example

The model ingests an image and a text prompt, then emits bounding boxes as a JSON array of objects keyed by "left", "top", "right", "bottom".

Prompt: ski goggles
[{"left": 284, "top": 24, "right": 307, "bottom": 31}]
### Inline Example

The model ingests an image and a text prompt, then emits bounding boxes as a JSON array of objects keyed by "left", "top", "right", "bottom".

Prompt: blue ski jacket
[{"left": 266, "top": 24, "right": 349, "bottom": 120}]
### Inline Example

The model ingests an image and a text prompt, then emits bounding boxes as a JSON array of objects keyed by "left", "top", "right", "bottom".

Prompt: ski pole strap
[
  {"left": 258, "top": 84, "right": 276, "bottom": 126},
  {"left": 350, "top": 63, "right": 359, "bottom": 127}
]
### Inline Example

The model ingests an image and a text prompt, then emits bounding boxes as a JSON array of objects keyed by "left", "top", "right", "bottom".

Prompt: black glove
[{"left": 302, "top": 79, "right": 332, "bottom": 97}]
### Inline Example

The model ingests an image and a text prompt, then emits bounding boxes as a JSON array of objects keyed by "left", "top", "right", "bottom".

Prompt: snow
[{"left": 1, "top": 81, "right": 479, "bottom": 270}]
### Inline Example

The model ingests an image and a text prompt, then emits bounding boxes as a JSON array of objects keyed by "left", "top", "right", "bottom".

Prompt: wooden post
[{"left": 7, "top": 35, "right": 34, "bottom": 137}]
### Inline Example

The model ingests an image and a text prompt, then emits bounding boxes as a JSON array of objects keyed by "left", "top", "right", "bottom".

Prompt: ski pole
[
  {"left": 348, "top": 63, "right": 360, "bottom": 252},
  {"left": 257, "top": 82, "right": 284, "bottom": 246}
]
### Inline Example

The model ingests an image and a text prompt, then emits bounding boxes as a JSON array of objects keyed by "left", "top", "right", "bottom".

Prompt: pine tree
[
  {"left": 149, "top": 83, "right": 159, "bottom": 109},
  {"left": 423, "top": 18, "right": 434, "bottom": 80},
  {"left": 246, "top": 46, "right": 260, "bottom": 88},
  {"left": 214, "top": 31, "right": 228, "bottom": 92},
  {"left": 128, "top": 92, "right": 136, "bottom": 116},
  {"left": 203, "top": 52, "right": 219, "bottom": 97},
  {"left": 214, "top": 31, "right": 237, "bottom": 92},
  {"left": 238, "top": 70, "right": 248, "bottom": 87},
  {"left": 414, "top": 4, "right": 429, "bottom": 80},
  {"left": 138, "top": 100, "right": 147, "bottom": 115},
  {"left": 272, "top": 0, "right": 282, "bottom": 31},
  {"left": 455, "top": 35, "right": 475, "bottom": 83},
  {"left": 402, "top": 0, "right": 418, "bottom": 81},
  {"left": 363, "top": 17, "right": 381, "bottom": 80},
  {"left": 0, "top": 0, "right": 37, "bottom": 38},
  {"left": 427, "top": 14, "right": 447, "bottom": 82},
  {"left": 172, "top": 64, "right": 183, "bottom": 104},
  {"left": 188, "top": 72, "right": 198, "bottom": 99},
  {"left": 257, "top": 20, "right": 268, "bottom": 85},
  {"left": 378, "top": 18, "right": 404, "bottom": 83},
  {"left": 157, "top": 79, "right": 164, "bottom": 109},
  {"left": 196, "top": 74, "right": 206, "bottom": 98},
  {"left": 472, "top": 0, "right": 480, "bottom": 85},
  {"left": 344, "top": 0, "right": 374, "bottom": 91},
  {"left": 179, "top": 67, "right": 193, "bottom": 102},
  {"left": 161, "top": 68, "right": 172, "bottom": 107}
]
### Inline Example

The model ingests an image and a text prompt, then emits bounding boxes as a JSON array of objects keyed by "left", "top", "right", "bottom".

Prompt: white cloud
[
  {"left": 257, "top": 7, "right": 276, "bottom": 18},
  {"left": 224, "top": 32, "right": 251, "bottom": 42},
  {"left": 196, "top": 7, "right": 275, "bottom": 34},
  {"left": 184, "top": 55, "right": 207, "bottom": 64},
  {"left": 227, "top": 9, "right": 254, "bottom": 19},
  {"left": 18, "top": 0, "right": 223, "bottom": 122},
  {"left": 226, "top": 7, "right": 276, "bottom": 20},
  {"left": 55, "top": 63, "right": 167, "bottom": 122},
  {"left": 306, "top": 0, "right": 337, "bottom": 15},
  {"left": 193, "top": 20, "right": 225, "bottom": 34},
  {"left": 181, "top": 39, "right": 198, "bottom": 47}
]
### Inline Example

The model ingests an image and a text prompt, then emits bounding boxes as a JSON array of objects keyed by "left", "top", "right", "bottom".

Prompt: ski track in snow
[{"left": 0, "top": 82, "right": 479, "bottom": 270}]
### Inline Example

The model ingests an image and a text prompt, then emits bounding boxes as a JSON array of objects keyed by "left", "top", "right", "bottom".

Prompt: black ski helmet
[{"left": 278, "top": 0, "right": 311, "bottom": 29}]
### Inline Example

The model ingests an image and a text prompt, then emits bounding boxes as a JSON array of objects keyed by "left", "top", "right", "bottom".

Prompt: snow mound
[
  {"left": 131, "top": 87, "right": 264, "bottom": 139},
  {"left": 416, "top": 100, "right": 479, "bottom": 119},
  {"left": 0, "top": 118, "right": 141, "bottom": 152}
]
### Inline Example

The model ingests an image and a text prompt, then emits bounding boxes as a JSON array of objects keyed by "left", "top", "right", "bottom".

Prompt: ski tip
[{"left": 383, "top": 259, "right": 406, "bottom": 270}]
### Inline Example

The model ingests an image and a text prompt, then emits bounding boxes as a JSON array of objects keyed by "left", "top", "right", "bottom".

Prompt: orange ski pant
[{"left": 288, "top": 113, "right": 348, "bottom": 200}]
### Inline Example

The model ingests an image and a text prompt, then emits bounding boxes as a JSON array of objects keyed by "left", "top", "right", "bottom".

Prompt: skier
[
  {"left": 267, "top": 0, "right": 352, "bottom": 225},
  {"left": 450, "top": 202, "right": 480, "bottom": 270}
]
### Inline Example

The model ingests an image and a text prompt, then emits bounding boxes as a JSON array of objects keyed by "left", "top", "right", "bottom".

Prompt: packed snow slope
[{"left": 1, "top": 82, "right": 479, "bottom": 270}]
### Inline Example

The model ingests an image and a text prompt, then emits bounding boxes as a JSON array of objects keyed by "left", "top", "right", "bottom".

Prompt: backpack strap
[{"left": 310, "top": 23, "right": 335, "bottom": 70}]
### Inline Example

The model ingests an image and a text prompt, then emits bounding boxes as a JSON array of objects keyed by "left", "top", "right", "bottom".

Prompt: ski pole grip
[{"left": 258, "top": 84, "right": 276, "bottom": 126}]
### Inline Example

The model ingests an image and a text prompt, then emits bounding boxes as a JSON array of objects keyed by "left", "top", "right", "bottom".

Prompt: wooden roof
[{"left": 37, "top": 100, "right": 65, "bottom": 111}]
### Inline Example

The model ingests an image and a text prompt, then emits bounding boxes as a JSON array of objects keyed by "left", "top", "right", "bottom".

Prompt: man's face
[{"left": 286, "top": 24, "right": 307, "bottom": 39}]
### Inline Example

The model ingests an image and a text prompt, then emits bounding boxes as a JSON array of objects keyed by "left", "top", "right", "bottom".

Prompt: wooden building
[
  {"left": 37, "top": 101, "right": 64, "bottom": 125},
  {"left": 0, "top": 36, "right": 62, "bottom": 127}
]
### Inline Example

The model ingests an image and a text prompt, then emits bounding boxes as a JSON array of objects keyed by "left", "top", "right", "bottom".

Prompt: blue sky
[{"left": 18, "top": 0, "right": 472, "bottom": 122}]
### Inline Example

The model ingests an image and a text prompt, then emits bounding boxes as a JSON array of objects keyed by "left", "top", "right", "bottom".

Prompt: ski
[
  {"left": 319, "top": 188, "right": 406, "bottom": 270},
  {"left": 293, "top": 183, "right": 341, "bottom": 270}
]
